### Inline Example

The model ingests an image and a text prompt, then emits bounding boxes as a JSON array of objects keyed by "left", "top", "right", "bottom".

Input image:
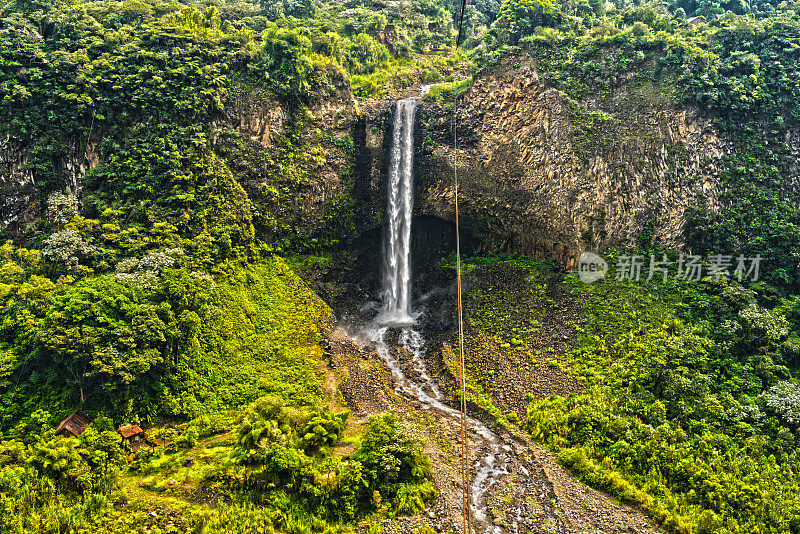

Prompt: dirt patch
[
  {"left": 424, "top": 263, "right": 583, "bottom": 420},
  {"left": 324, "top": 328, "right": 393, "bottom": 415},
  {"left": 481, "top": 266, "right": 584, "bottom": 419}
]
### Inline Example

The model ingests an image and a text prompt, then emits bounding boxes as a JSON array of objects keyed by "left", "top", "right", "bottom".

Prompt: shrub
[
  {"left": 233, "top": 395, "right": 301, "bottom": 463},
  {"left": 354, "top": 413, "right": 431, "bottom": 494},
  {"left": 497, "top": 0, "right": 561, "bottom": 43},
  {"left": 255, "top": 26, "right": 313, "bottom": 98},
  {"left": 300, "top": 408, "right": 349, "bottom": 454},
  {"left": 762, "top": 381, "right": 800, "bottom": 427},
  {"left": 424, "top": 78, "right": 472, "bottom": 103}
]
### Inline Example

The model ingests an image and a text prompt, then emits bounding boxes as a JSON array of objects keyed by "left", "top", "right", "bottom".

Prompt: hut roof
[
  {"left": 55, "top": 411, "right": 92, "bottom": 437},
  {"left": 118, "top": 424, "right": 144, "bottom": 439}
]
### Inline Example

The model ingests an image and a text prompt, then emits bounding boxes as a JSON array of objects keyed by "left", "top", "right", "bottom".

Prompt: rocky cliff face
[
  {"left": 0, "top": 134, "right": 35, "bottom": 234},
  {"left": 0, "top": 134, "right": 99, "bottom": 237},
  {"left": 5, "top": 53, "right": 793, "bottom": 266},
  {"left": 413, "top": 55, "right": 731, "bottom": 267},
  {"left": 0, "top": 76, "right": 359, "bottom": 242},
  {"left": 213, "top": 85, "right": 359, "bottom": 241},
  {"left": 221, "top": 93, "right": 289, "bottom": 148}
]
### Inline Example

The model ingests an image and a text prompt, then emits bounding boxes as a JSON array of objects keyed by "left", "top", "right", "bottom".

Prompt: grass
[
  {"left": 350, "top": 50, "right": 473, "bottom": 99},
  {"left": 423, "top": 78, "right": 473, "bottom": 103},
  {"left": 183, "top": 258, "right": 335, "bottom": 413}
]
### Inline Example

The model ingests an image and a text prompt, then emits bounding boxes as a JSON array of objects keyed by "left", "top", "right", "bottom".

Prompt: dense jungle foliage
[
  {"left": 469, "top": 0, "right": 800, "bottom": 528},
  {"left": 525, "top": 260, "right": 800, "bottom": 534},
  {"left": 444, "top": 253, "right": 800, "bottom": 534},
  {"left": 1, "top": 0, "right": 800, "bottom": 530},
  {"left": 450, "top": 2, "right": 800, "bottom": 531}
]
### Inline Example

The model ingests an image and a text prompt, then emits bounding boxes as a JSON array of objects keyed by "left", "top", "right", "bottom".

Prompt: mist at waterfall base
[{"left": 348, "top": 91, "right": 519, "bottom": 534}]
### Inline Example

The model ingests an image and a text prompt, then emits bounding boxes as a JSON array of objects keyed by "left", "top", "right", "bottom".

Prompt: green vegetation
[
  {"left": 453, "top": 5, "right": 800, "bottom": 528},
  {"left": 685, "top": 144, "right": 800, "bottom": 292},
  {"left": 0, "top": 405, "right": 434, "bottom": 532},
  {"left": 211, "top": 403, "right": 434, "bottom": 524},
  {"left": 0, "top": 232, "right": 441, "bottom": 529},
  {"left": 526, "top": 270, "right": 800, "bottom": 533},
  {"left": 423, "top": 77, "right": 473, "bottom": 102},
  {"left": 185, "top": 259, "right": 333, "bottom": 412},
  {"left": 442, "top": 256, "right": 556, "bottom": 426},
  {"left": 0, "top": 0, "right": 459, "bottom": 529},
  {"left": 437, "top": 250, "right": 800, "bottom": 533},
  {"left": 349, "top": 50, "right": 470, "bottom": 99},
  {"left": 448, "top": 9, "right": 800, "bottom": 529},
  {"left": 476, "top": 0, "right": 800, "bottom": 291},
  {"left": 0, "top": 250, "right": 330, "bottom": 424}
]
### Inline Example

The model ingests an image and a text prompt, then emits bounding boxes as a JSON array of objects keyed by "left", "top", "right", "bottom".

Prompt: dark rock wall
[
  {"left": 414, "top": 55, "right": 732, "bottom": 268},
  {"left": 6, "top": 52, "right": 800, "bottom": 273}
]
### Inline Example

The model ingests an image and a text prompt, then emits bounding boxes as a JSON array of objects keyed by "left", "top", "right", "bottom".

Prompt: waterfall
[
  {"left": 357, "top": 87, "right": 516, "bottom": 534},
  {"left": 379, "top": 96, "right": 419, "bottom": 325}
]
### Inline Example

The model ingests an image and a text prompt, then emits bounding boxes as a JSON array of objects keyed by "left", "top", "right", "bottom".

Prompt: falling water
[
  {"left": 379, "top": 95, "right": 418, "bottom": 325},
  {"left": 358, "top": 86, "right": 518, "bottom": 533}
]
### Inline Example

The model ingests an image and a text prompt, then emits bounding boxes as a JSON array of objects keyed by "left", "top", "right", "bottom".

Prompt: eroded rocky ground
[{"left": 324, "top": 262, "right": 664, "bottom": 534}]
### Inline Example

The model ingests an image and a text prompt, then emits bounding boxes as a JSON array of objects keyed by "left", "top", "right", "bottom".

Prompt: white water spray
[{"left": 379, "top": 95, "right": 418, "bottom": 325}]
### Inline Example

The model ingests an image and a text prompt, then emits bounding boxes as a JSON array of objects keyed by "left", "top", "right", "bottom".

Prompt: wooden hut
[
  {"left": 55, "top": 411, "right": 92, "bottom": 438},
  {"left": 118, "top": 424, "right": 145, "bottom": 448}
]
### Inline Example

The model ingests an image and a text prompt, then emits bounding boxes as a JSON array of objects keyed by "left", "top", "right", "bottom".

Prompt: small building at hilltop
[
  {"left": 55, "top": 411, "right": 92, "bottom": 438},
  {"left": 118, "top": 424, "right": 145, "bottom": 448},
  {"left": 687, "top": 16, "right": 706, "bottom": 25}
]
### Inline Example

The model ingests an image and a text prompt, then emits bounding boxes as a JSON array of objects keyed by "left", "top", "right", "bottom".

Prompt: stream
[{"left": 362, "top": 323, "right": 518, "bottom": 533}]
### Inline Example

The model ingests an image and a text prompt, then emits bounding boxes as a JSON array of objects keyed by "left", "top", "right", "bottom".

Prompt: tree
[
  {"left": 354, "top": 413, "right": 430, "bottom": 487},
  {"left": 762, "top": 381, "right": 800, "bottom": 428},
  {"left": 38, "top": 276, "right": 171, "bottom": 409},
  {"left": 343, "top": 33, "right": 390, "bottom": 75},
  {"left": 255, "top": 26, "right": 313, "bottom": 98},
  {"left": 79, "top": 417, "right": 124, "bottom": 485},
  {"left": 233, "top": 395, "right": 301, "bottom": 464},
  {"left": 46, "top": 193, "right": 79, "bottom": 229},
  {"left": 697, "top": 0, "right": 725, "bottom": 17},
  {"left": 260, "top": 0, "right": 316, "bottom": 20},
  {"left": 300, "top": 408, "right": 348, "bottom": 454},
  {"left": 41, "top": 229, "right": 92, "bottom": 272},
  {"left": 497, "top": 0, "right": 560, "bottom": 43}
]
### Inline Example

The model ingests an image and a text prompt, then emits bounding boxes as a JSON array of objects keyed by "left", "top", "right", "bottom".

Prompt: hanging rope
[
  {"left": 454, "top": 2, "right": 471, "bottom": 533},
  {"left": 456, "top": 0, "right": 469, "bottom": 51},
  {"left": 454, "top": 111, "right": 472, "bottom": 534}
]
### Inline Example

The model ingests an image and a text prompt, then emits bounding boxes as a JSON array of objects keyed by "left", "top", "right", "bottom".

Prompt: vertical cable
[
  {"left": 454, "top": 2, "right": 471, "bottom": 532},
  {"left": 453, "top": 70, "right": 472, "bottom": 534},
  {"left": 456, "top": 0, "right": 468, "bottom": 48}
]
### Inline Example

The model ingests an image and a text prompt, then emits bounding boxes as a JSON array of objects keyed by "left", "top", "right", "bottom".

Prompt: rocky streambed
[{"left": 323, "top": 266, "right": 665, "bottom": 534}]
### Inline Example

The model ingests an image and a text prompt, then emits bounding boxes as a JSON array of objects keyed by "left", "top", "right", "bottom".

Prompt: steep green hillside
[
  {"left": 527, "top": 270, "right": 800, "bottom": 533},
  {"left": 0, "top": 254, "right": 331, "bottom": 425},
  {"left": 434, "top": 255, "right": 800, "bottom": 534},
  {"left": 0, "top": 257, "right": 435, "bottom": 533},
  {"left": 189, "top": 259, "right": 332, "bottom": 411}
]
